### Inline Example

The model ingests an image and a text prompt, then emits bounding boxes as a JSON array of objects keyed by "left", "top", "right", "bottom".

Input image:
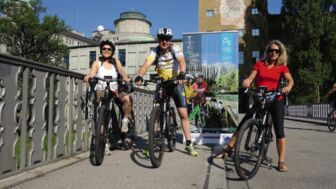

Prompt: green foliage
[
  {"left": 0, "top": 0, "right": 69, "bottom": 68},
  {"left": 210, "top": 69, "right": 238, "bottom": 94},
  {"left": 280, "top": 0, "right": 336, "bottom": 103}
]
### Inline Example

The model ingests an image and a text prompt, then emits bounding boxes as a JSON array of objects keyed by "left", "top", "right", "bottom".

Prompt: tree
[
  {"left": 0, "top": 0, "right": 69, "bottom": 68},
  {"left": 280, "top": 0, "right": 336, "bottom": 104}
]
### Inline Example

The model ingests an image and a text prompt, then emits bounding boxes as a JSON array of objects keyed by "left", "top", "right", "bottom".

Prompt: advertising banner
[{"left": 183, "top": 31, "right": 239, "bottom": 142}]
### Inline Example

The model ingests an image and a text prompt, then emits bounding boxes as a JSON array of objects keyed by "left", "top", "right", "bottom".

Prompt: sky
[{"left": 42, "top": 0, "right": 283, "bottom": 39}]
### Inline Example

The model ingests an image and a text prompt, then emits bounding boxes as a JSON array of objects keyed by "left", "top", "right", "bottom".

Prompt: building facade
[
  {"left": 199, "top": 0, "right": 269, "bottom": 79},
  {"left": 91, "top": 11, "right": 155, "bottom": 43},
  {"left": 68, "top": 40, "right": 183, "bottom": 79},
  {"left": 68, "top": 11, "right": 182, "bottom": 80}
]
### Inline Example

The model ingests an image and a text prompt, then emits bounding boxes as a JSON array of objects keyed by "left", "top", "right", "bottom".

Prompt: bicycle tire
[
  {"left": 327, "top": 111, "right": 336, "bottom": 132},
  {"left": 93, "top": 104, "right": 108, "bottom": 166},
  {"left": 234, "top": 118, "right": 265, "bottom": 180},
  {"left": 148, "top": 106, "right": 164, "bottom": 168},
  {"left": 167, "top": 107, "right": 177, "bottom": 152}
]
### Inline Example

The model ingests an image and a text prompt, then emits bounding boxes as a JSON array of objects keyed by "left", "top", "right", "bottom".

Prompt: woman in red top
[{"left": 223, "top": 40, "right": 294, "bottom": 172}]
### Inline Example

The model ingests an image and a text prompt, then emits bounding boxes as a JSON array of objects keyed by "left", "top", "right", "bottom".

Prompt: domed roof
[{"left": 114, "top": 11, "right": 152, "bottom": 26}]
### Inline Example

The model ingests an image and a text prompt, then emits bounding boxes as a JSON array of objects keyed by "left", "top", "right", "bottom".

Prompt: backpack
[{"left": 153, "top": 44, "right": 177, "bottom": 71}]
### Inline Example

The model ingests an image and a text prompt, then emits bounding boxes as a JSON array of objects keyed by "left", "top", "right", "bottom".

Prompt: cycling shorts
[{"left": 155, "top": 84, "right": 187, "bottom": 108}]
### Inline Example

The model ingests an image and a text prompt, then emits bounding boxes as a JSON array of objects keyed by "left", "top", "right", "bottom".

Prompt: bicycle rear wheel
[
  {"left": 327, "top": 111, "right": 336, "bottom": 132},
  {"left": 167, "top": 107, "right": 177, "bottom": 152},
  {"left": 148, "top": 106, "right": 164, "bottom": 168},
  {"left": 234, "top": 118, "right": 264, "bottom": 180},
  {"left": 93, "top": 104, "right": 108, "bottom": 166}
]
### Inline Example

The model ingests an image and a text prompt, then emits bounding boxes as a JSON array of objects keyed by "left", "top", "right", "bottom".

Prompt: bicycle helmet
[
  {"left": 157, "top": 28, "right": 173, "bottom": 41},
  {"left": 99, "top": 40, "right": 115, "bottom": 56},
  {"left": 185, "top": 74, "right": 194, "bottom": 80},
  {"left": 196, "top": 72, "right": 204, "bottom": 78}
]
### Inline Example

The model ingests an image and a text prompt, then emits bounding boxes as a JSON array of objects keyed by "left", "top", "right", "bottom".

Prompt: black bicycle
[
  {"left": 89, "top": 76, "right": 135, "bottom": 166},
  {"left": 327, "top": 106, "right": 336, "bottom": 132},
  {"left": 234, "top": 86, "right": 279, "bottom": 180},
  {"left": 144, "top": 76, "right": 178, "bottom": 168}
]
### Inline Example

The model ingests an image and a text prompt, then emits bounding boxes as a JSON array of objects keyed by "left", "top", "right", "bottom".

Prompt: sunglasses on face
[
  {"left": 268, "top": 49, "right": 280, "bottom": 54},
  {"left": 158, "top": 36, "right": 172, "bottom": 41},
  {"left": 102, "top": 47, "right": 112, "bottom": 51}
]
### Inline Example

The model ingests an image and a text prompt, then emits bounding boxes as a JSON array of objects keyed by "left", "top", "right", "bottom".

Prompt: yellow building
[{"left": 199, "top": 0, "right": 269, "bottom": 79}]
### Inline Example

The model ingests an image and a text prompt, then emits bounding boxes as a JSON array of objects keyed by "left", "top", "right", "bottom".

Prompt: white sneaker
[{"left": 121, "top": 118, "right": 129, "bottom": 133}]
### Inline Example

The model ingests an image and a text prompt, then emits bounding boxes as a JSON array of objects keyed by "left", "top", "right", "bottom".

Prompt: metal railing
[
  {"left": 287, "top": 103, "right": 331, "bottom": 120},
  {"left": 0, "top": 53, "right": 154, "bottom": 178}
]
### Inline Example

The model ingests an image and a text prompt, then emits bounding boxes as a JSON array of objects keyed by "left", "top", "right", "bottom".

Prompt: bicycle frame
[
  {"left": 149, "top": 77, "right": 175, "bottom": 134},
  {"left": 234, "top": 86, "right": 282, "bottom": 180}
]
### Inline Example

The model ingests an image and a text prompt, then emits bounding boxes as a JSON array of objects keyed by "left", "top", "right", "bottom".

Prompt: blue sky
[{"left": 42, "top": 0, "right": 283, "bottom": 39}]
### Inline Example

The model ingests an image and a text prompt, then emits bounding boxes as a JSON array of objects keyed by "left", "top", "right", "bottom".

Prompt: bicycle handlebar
[
  {"left": 89, "top": 76, "right": 126, "bottom": 84},
  {"left": 244, "top": 86, "right": 282, "bottom": 96},
  {"left": 142, "top": 76, "right": 178, "bottom": 87},
  {"left": 88, "top": 76, "right": 134, "bottom": 94}
]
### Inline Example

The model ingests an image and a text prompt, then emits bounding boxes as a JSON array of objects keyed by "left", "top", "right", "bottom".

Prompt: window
[
  {"left": 89, "top": 51, "right": 96, "bottom": 67},
  {"left": 251, "top": 8, "right": 259, "bottom": 15},
  {"left": 118, "top": 49, "right": 126, "bottom": 66},
  {"left": 239, "top": 52, "right": 244, "bottom": 64},
  {"left": 238, "top": 29, "right": 245, "bottom": 37},
  {"left": 206, "top": 10, "right": 214, "bottom": 17},
  {"left": 63, "top": 53, "right": 69, "bottom": 65},
  {"left": 252, "top": 51, "right": 260, "bottom": 62},
  {"left": 252, "top": 29, "right": 260, "bottom": 36}
]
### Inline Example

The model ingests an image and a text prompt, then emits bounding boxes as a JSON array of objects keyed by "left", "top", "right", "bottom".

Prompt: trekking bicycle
[
  {"left": 327, "top": 106, "right": 336, "bottom": 132},
  {"left": 89, "top": 76, "right": 135, "bottom": 166},
  {"left": 143, "top": 76, "right": 178, "bottom": 168},
  {"left": 233, "top": 86, "right": 279, "bottom": 180}
]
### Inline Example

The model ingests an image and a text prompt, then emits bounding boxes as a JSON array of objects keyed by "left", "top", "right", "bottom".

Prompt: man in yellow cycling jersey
[{"left": 135, "top": 28, "right": 198, "bottom": 157}]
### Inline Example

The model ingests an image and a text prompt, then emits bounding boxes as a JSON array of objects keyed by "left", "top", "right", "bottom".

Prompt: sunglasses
[
  {"left": 102, "top": 47, "right": 112, "bottom": 51},
  {"left": 158, "top": 36, "right": 172, "bottom": 41},
  {"left": 268, "top": 49, "right": 280, "bottom": 54}
]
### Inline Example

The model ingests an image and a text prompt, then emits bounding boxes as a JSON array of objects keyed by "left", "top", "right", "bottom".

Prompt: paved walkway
[
  {"left": 224, "top": 119, "right": 336, "bottom": 189},
  {"left": 1, "top": 118, "right": 335, "bottom": 189},
  {"left": 3, "top": 135, "right": 226, "bottom": 189}
]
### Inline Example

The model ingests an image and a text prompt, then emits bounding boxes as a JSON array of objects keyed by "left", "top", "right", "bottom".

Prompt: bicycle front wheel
[
  {"left": 93, "top": 104, "right": 108, "bottom": 166},
  {"left": 327, "top": 111, "right": 336, "bottom": 132},
  {"left": 167, "top": 107, "right": 177, "bottom": 152},
  {"left": 148, "top": 106, "right": 164, "bottom": 168},
  {"left": 234, "top": 118, "right": 264, "bottom": 180}
]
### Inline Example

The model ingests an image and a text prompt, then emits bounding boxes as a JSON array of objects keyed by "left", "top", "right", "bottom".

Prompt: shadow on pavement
[{"left": 129, "top": 136, "right": 153, "bottom": 169}]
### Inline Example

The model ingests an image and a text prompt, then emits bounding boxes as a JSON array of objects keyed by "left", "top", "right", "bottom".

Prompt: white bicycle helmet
[
  {"left": 196, "top": 72, "right": 204, "bottom": 78},
  {"left": 157, "top": 28, "right": 173, "bottom": 40},
  {"left": 185, "top": 74, "right": 194, "bottom": 79}
]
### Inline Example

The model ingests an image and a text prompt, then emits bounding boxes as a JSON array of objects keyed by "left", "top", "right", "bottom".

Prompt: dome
[{"left": 114, "top": 11, "right": 152, "bottom": 27}]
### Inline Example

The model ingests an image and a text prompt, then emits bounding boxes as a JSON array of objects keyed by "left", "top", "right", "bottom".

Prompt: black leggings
[{"left": 237, "top": 99, "right": 285, "bottom": 139}]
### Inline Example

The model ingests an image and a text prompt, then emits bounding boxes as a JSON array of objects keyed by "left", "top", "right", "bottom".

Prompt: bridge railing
[
  {"left": 0, "top": 54, "right": 154, "bottom": 178},
  {"left": 287, "top": 103, "right": 331, "bottom": 120}
]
